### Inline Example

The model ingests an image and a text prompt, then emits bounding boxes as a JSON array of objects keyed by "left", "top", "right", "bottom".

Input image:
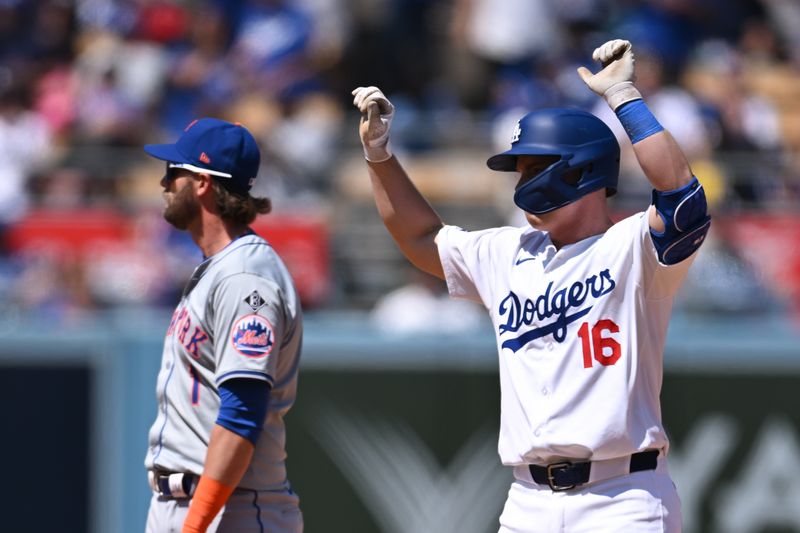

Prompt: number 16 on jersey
[{"left": 578, "top": 319, "right": 621, "bottom": 368}]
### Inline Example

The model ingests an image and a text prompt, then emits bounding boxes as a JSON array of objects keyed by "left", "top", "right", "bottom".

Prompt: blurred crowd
[{"left": 1, "top": 0, "right": 799, "bottom": 324}]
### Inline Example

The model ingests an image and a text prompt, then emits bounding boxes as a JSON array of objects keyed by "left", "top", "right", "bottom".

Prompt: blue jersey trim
[{"left": 216, "top": 370, "right": 274, "bottom": 387}]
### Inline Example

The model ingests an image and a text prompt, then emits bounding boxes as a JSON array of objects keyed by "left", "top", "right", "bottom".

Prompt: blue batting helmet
[{"left": 487, "top": 108, "right": 620, "bottom": 214}]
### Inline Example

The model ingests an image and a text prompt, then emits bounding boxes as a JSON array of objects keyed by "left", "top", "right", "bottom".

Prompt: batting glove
[
  {"left": 352, "top": 86, "right": 394, "bottom": 163},
  {"left": 577, "top": 39, "right": 642, "bottom": 111}
]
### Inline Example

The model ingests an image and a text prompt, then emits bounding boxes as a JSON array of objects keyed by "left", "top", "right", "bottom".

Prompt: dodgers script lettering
[{"left": 498, "top": 269, "right": 616, "bottom": 351}]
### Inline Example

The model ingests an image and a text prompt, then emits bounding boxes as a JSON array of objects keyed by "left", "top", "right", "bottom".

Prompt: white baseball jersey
[
  {"left": 145, "top": 232, "right": 302, "bottom": 490},
  {"left": 436, "top": 212, "right": 698, "bottom": 466}
]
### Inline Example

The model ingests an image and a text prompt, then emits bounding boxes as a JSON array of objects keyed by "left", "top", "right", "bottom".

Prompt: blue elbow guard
[
  {"left": 650, "top": 176, "right": 711, "bottom": 265},
  {"left": 216, "top": 378, "right": 271, "bottom": 445}
]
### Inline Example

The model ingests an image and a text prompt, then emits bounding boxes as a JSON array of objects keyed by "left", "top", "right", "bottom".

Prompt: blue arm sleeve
[{"left": 216, "top": 378, "right": 271, "bottom": 445}]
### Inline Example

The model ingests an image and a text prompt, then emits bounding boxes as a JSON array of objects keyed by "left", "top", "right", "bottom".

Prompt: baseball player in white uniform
[
  {"left": 142, "top": 118, "right": 303, "bottom": 533},
  {"left": 352, "top": 39, "right": 710, "bottom": 532}
]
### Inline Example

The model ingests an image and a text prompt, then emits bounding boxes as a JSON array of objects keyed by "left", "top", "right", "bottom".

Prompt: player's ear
[{"left": 194, "top": 173, "right": 214, "bottom": 197}]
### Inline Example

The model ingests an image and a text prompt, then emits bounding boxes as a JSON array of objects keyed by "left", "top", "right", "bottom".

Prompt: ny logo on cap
[
  {"left": 511, "top": 121, "right": 522, "bottom": 144},
  {"left": 199, "top": 152, "right": 211, "bottom": 164}
]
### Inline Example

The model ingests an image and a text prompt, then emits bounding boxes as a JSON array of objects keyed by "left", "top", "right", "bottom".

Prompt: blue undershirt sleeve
[{"left": 216, "top": 378, "right": 271, "bottom": 445}]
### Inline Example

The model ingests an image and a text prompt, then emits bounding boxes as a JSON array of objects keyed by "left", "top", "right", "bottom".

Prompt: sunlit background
[{"left": 1, "top": 0, "right": 799, "bottom": 532}]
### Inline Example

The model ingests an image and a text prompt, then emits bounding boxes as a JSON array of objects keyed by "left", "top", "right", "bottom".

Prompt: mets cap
[{"left": 144, "top": 118, "right": 260, "bottom": 195}]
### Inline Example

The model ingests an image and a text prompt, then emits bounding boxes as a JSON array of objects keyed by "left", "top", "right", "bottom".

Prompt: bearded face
[{"left": 163, "top": 179, "right": 201, "bottom": 230}]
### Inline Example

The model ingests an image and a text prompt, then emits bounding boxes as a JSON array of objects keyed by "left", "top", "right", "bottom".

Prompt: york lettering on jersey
[
  {"left": 185, "top": 328, "right": 209, "bottom": 359},
  {"left": 167, "top": 305, "right": 209, "bottom": 359},
  {"left": 498, "top": 268, "right": 616, "bottom": 352},
  {"left": 178, "top": 314, "right": 192, "bottom": 344}
]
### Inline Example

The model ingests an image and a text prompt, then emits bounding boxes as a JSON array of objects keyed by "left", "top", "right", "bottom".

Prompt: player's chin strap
[{"left": 650, "top": 176, "right": 711, "bottom": 265}]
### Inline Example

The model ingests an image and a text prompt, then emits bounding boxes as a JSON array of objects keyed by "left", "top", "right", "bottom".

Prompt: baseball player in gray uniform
[{"left": 143, "top": 118, "right": 303, "bottom": 533}]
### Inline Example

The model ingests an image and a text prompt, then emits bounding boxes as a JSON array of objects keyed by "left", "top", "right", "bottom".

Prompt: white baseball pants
[{"left": 498, "top": 460, "right": 681, "bottom": 532}]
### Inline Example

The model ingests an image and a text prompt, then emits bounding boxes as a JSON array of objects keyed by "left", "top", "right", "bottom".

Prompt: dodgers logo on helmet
[
  {"left": 511, "top": 121, "right": 522, "bottom": 144},
  {"left": 231, "top": 314, "right": 274, "bottom": 358}
]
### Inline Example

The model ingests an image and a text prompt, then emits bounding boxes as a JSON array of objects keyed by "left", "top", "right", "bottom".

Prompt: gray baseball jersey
[{"left": 144, "top": 232, "right": 302, "bottom": 491}]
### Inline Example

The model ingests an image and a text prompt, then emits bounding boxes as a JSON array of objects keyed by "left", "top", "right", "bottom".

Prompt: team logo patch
[
  {"left": 231, "top": 314, "right": 274, "bottom": 358},
  {"left": 244, "top": 290, "right": 266, "bottom": 312}
]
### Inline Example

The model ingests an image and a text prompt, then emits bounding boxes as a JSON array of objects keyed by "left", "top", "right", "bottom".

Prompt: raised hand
[
  {"left": 352, "top": 86, "right": 395, "bottom": 163},
  {"left": 577, "top": 39, "right": 642, "bottom": 110}
]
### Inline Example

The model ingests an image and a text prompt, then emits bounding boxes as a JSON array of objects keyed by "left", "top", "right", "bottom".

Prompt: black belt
[
  {"left": 529, "top": 450, "right": 659, "bottom": 491},
  {"left": 150, "top": 470, "right": 199, "bottom": 499}
]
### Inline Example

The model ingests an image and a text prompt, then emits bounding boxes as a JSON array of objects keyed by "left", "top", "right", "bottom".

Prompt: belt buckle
[
  {"left": 546, "top": 462, "right": 575, "bottom": 491},
  {"left": 151, "top": 470, "right": 192, "bottom": 498}
]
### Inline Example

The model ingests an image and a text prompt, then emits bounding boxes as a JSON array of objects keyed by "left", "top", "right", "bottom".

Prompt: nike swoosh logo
[{"left": 515, "top": 257, "right": 536, "bottom": 265}]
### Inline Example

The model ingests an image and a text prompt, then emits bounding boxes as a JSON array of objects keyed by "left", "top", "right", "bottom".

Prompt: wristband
[
  {"left": 615, "top": 99, "right": 664, "bottom": 144},
  {"left": 182, "top": 476, "right": 235, "bottom": 533},
  {"left": 364, "top": 140, "right": 392, "bottom": 163}
]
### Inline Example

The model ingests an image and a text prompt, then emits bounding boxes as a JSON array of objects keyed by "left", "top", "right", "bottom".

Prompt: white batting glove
[
  {"left": 577, "top": 39, "right": 642, "bottom": 111},
  {"left": 352, "top": 86, "right": 395, "bottom": 163}
]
